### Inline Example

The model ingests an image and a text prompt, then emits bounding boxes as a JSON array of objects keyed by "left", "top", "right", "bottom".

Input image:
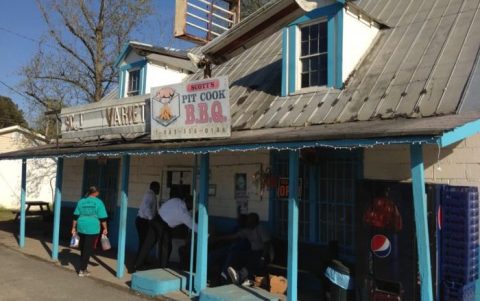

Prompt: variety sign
[
  {"left": 59, "top": 76, "right": 231, "bottom": 141},
  {"left": 150, "top": 76, "right": 231, "bottom": 140},
  {"left": 60, "top": 97, "right": 148, "bottom": 139}
]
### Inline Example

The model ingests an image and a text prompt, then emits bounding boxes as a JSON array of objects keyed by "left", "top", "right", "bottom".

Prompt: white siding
[
  {"left": 0, "top": 131, "right": 56, "bottom": 209},
  {"left": 61, "top": 151, "right": 271, "bottom": 221},
  {"left": 364, "top": 133, "right": 480, "bottom": 190},
  {"left": 145, "top": 62, "right": 189, "bottom": 92},
  {"left": 62, "top": 158, "right": 84, "bottom": 202},
  {"left": 342, "top": 7, "right": 379, "bottom": 81}
]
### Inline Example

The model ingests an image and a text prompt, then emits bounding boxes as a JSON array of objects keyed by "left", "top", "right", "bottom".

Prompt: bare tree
[{"left": 20, "top": 0, "right": 153, "bottom": 107}]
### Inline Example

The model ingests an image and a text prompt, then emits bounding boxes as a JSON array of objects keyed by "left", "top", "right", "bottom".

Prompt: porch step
[
  {"left": 131, "top": 268, "right": 190, "bottom": 297},
  {"left": 199, "top": 284, "right": 280, "bottom": 301}
]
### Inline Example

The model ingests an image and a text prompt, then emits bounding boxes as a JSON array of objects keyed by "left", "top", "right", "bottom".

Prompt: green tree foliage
[{"left": 0, "top": 96, "right": 28, "bottom": 129}]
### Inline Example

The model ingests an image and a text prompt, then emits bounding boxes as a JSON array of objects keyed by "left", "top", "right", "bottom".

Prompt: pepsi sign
[{"left": 370, "top": 234, "right": 392, "bottom": 258}]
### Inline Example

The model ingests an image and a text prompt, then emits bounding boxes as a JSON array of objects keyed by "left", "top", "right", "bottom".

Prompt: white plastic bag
[
  {"left": 100, "top": 234, "right": 111, "bottom": 251},
  {"left": 70, "top": 233, "right": 79, "bottom": 248}
]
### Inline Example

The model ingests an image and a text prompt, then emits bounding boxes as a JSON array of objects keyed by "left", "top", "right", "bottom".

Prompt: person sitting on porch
[
  {"left": 221, "top": 213, "right": 272, "bottom": 286},
  {"left": 131, "top": 193, "right": 197, "bottom": 272},
  {"left": 71, "top": 186, "right": 108, "bottom": 277},
  {"left": 135, "top": 181, "right": 160, "bottom": 257},
  {"left": 207, "top": 213, "right": 249, "bottom": 285}
]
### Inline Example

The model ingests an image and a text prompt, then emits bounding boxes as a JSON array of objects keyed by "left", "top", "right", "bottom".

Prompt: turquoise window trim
[
  {"left": 281, "top": 28, "right": 289, "bottom": 97},
  {"left": 119, "top": 59, "right": 146, "bottom": 71},
  {"left": 282, "top": 3, "right": 343, "bottom": 94},
  {"left": 118, "top": 59, "right": 147, "bottom": 98},
  {"left": 142, "top": 63, "right": 148, "bottom": 95},
  {"left": 287, "top": 26, "right": 296, "bottom": 94},
  {"left": 118, "top": 70, "right": 126, "bottom": 98},
  {"left": 114, "top": 43, "right": 131, "bottom": 67}
]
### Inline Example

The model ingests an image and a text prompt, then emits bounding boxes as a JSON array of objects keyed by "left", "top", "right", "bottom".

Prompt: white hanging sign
[{"left": 150, "top": 76, "right": 231, "bottom": 140}]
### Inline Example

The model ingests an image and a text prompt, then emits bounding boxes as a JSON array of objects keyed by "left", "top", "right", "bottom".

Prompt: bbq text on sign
[{"left": 151, "top": 76, "right": 231, "bottom": 140}]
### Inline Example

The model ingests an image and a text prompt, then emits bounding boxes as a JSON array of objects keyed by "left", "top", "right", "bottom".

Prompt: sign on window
[
  {"left": 277, "top": 177, "right": 303, "bottom": 199},
  {"left": 150, "top": 76, "right": 231, "bottom": 140}
]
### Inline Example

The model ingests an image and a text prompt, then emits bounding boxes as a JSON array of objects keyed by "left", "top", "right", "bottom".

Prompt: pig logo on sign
[{"left": 152, "top": 87, "right": 180, "bottom": 126}]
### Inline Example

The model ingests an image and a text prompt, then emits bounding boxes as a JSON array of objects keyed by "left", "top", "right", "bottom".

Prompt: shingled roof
[{"left": 191, "top": 0, "right": 480, "bottom": 131}]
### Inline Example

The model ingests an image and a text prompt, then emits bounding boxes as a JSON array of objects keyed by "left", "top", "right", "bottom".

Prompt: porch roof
[{"left": 1, "top": 112, "right": 479, "bottom": 159}]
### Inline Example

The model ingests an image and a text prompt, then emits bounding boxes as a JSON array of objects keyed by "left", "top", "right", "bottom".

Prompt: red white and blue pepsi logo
[{"left": 370, "top": 235, "right": 392, "bottom": 258}]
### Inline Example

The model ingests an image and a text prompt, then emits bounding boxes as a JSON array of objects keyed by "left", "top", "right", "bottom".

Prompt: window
[
  {"left": 281, "top": 3, "right": 344, "bottom": 96},
  {"left": 127, "top": 69, "right": 140, "bottom": 96},
  {"left": 300, "top": 21, "right": 328, "bottom": 88},
  {"left": 271, "top": 149, "right": 361, "bottom": 259}
]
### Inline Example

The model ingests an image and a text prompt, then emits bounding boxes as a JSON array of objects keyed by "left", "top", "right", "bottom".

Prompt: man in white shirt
[
  {"left": 132, "top": 193, "right": 197, "bottom": 272},
  {"left": 135, "top": 182, "right": 160, "bottom": 256}
]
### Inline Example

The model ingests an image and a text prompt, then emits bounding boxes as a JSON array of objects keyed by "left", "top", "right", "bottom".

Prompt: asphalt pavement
[{"left": 0, "top": 246, "right": 153, "bottom": 301}]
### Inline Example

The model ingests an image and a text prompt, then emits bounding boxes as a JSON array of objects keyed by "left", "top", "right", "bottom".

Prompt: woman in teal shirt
[{"left": 72, "top": 186, "right": 108, "bottom": 277}]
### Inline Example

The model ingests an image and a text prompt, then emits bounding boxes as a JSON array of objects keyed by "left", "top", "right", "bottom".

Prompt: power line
[
  {"left": 0, "top": 79, "right": 30, "bottom": 102},
  {"left": 0, "top": 26, "right": 58, "bottom": 51}
]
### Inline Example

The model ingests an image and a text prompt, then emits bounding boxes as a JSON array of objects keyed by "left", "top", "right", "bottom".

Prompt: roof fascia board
[
  {"left": 0, "top": 126, "right": 47, "bottom": 142},
  {"left": 119, "top": 59, "right": 147, "bottom": 71},
  {"left": 437, "top": 118, "right": 480, "bottom": 148},
  {"left": 0, "top": 135, "right": 438, "bottom": 160},
  {"left": 202, "top": 0, "right": 337, "bottom": 64},
  {"left": 115, "top": 43, "right": 132, "bottom": 67},
  {"left": 146, "top": 53, "right": 197, "bottom": 73}
]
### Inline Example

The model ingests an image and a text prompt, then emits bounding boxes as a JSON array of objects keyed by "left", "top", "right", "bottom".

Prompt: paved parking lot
[{"left": 0, "top": 246, "right": 152, "bottom": 301}]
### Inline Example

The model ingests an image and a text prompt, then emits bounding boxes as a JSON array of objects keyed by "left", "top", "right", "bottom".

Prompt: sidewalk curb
[{"left": 0, "top": 240, "right": 174, "bottom": 301}]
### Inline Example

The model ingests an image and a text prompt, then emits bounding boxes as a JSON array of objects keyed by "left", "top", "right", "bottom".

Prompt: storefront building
[{"left": 2, "top": 0, "right": 480, "bottom": 301}]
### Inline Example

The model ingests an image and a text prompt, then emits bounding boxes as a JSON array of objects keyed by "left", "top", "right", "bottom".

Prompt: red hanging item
[{"left": 363, "top": 197, "right": 403, "bottom": 232}]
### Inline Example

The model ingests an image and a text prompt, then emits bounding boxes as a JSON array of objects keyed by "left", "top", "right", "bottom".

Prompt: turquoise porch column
[
  {"left": 19, "top": 158, "right": 27, "bottom": 248},
  {"left": 195, "top": 153, "right": 209, "bottom": 293},
  {"left": 410, "top": 144, "right": 433, "bottom": 301},
  {"left": 116, "top": 154, "right": 130, "bottom": 278},
  {"left": 287, "top": 150, "right": 299, "bottom": 301},
  {"left": 52, "top": 157, "right": 64, "bottom": 260}
]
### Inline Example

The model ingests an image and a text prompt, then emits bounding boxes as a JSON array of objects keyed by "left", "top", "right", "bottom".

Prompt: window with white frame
[
  {"left": 299, "top": 21, "right": 328, "bottom": 88},
  {"left": 127, "top": 69, "right": 140, "bottom": 96}
]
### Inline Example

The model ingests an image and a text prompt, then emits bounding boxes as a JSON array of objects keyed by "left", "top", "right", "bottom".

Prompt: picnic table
[{"left": 14, "top": 201, "right": 52, "bottom": 221}]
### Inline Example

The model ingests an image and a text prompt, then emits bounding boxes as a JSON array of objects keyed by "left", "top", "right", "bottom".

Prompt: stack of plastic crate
[{"left": 441, "top": 186, "right": 479, "bottom": 301}]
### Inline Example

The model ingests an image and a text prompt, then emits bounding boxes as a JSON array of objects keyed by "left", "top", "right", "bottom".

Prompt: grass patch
[{"left": 0, "top": 207, "right": 15, "bottom": 222}]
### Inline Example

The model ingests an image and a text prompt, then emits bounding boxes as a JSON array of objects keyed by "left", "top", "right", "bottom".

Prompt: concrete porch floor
[
  {"left": 0, "top": 216, "right": 193, "bottom": 301},
  {"left": 0, "top": 216, "right": 288, "bottom": 301}
]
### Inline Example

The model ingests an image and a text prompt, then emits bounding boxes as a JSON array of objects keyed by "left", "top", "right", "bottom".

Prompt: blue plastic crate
[
  {"left": 443, "top": 281, "right": 476, "bottom": 301},
  {"left": 442, "top": 263, "right": 478, "bottom": 283}
]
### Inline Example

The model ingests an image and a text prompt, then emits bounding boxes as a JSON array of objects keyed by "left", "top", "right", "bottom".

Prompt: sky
[{"left": 0, "top": 0, "right": 194, "bottom": 121}]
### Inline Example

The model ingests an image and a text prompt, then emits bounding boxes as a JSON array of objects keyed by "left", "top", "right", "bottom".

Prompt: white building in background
[{"left": 0, "top": 126, "right": 56, "bottom": 209}]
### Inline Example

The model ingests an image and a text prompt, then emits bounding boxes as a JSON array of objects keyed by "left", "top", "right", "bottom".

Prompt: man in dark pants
[
  {"left": 132, "top": 194, "right": 197, "bottom": 272},
  {"left": 135, "top": 182, "right": 160, "bottom": 257}
]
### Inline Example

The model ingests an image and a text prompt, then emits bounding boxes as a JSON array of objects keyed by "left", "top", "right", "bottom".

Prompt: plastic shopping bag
[
  {"left": 100, "top": 234, "right": 111, "bottom": 251},
  {"left": 70, "top": 233, "right": 80, "bottom": 248}
]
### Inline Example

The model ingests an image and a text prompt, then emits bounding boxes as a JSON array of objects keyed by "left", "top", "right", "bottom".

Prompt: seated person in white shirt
[
  {"left": 135, "top": 181, "right": 160, "bottom": 257},
  {"left": 132, "top": 193, "right": 197, "bottom": 272}
]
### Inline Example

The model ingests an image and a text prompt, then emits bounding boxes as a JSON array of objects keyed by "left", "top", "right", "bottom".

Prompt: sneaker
[
  {"left": 78, "top": 270, "right": 85, "bottom": 277},
  {"left": 227, "top": 266, "right": 239, "bottom": 285},
  {"left": 83, "top": 270, "right": 91, "bottom": 277},
  {"left": 242, "top": 279, "right": 254, "bottom": 287},
  {"left": 221, "top": 272, "right": 228, "bottom": 281}
]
